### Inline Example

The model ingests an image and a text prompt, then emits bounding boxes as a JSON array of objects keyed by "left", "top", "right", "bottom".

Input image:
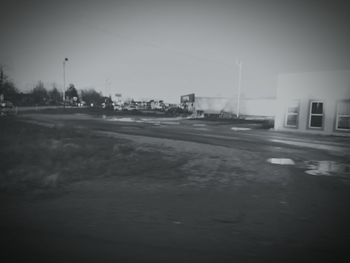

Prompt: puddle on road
[
  {"left": 304, "top": 160, "right": 350, "bottom": 177},
  {"left": 267, "top": 158, "right": 350, "bottom": 177},
  {"left": 160, "top": 121, "right": 180, "bottom": 125},
  {"left": 106, "top": 117, "right": 143, "bottom": 123},
  {"left": 106, "top": 117, "right": 133, "bottom": 122},
  {"left": 267, "top": 158, "right": 295, "bottom": 165},
  {"left": 231, "top": 127, "right": 251, "bottom": 131},
  {"left": 103, "top": 116, "right": 182, "bottom": 125}
]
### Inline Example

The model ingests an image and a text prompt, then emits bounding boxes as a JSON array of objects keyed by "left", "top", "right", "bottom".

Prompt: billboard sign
[{"left": 181, "top": 93, "right": 195, "bottom": 103}]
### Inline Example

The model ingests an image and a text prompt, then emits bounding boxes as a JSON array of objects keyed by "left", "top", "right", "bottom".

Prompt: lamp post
[
  {"left": 63, "top": 58, "right": 68, "bottom": 104},
  {"left": 236, "top": 60, "right": 243, "bottom": 118}
]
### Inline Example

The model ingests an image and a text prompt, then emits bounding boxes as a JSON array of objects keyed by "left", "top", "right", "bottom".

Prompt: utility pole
[
  {"left": 0, "top": 67, "right": 3, "bottom": 88},
  {"left": 63, "top": 58, "right": 68, "bottom": 104},
  {"left": 236, "top": 60, "right": 243, "bottom": 118},
  {"left": 105, "top": 78, "right": 111, "bottom": 97}
]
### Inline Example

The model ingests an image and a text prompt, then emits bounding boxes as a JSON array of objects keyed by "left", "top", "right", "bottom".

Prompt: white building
[
  {"left": 193, "top": 97, "right": 233, "bottom": 115},
  {"left": 182, "top": 94, "right": 276, "bottom": 118},
  {"left": 274, "top": 70, "right": 350, "bottom": 136}
]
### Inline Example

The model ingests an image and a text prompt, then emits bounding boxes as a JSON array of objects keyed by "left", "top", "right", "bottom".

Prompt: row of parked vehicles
[{"left": 0, "top": 100, "right": 15, "bottom": 116}]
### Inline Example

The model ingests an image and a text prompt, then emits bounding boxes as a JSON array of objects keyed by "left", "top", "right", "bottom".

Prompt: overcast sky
[{"left": 1, "top": 0, "right": 349, "bottom": 102}]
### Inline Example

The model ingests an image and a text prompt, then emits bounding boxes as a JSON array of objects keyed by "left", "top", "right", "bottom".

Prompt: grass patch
[
  {"left": 18, "top": 107, "right": 190, "bottom": 118},
  {"left": 0, "top": 116, "right": 185, "bottom": 193}
]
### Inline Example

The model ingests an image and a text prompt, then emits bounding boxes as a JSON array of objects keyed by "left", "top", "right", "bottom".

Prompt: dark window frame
[
  {"left": 284, "top": 100, "right": 300, "bottom": 128},
  {"left": 308, "top": 100, "right": 324, "bottom": 129},
  {"left": 335, "top": 100, "right": 350, "bottom": 131}
]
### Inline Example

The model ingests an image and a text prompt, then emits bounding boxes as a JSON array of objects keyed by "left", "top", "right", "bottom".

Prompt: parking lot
[{"left": 1, "top": 111, "right": 350, "bottom": 262}]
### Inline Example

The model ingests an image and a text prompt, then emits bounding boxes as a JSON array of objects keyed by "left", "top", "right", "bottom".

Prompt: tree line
[{"left": 0, "top": 67, "right": 106, "bottom": 107}]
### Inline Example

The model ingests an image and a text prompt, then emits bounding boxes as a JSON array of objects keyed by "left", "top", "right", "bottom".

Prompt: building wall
[
  {"left": 275, "top": 70, "right": 350, "bottom": 135},
  {"left": 194, "top": 97, "right": 234, "bottom": 114},
  {"left": 240, "top": 98, "right": 276, "bottom": 117},
  {"left": 193, "top": 96, "right": 276, "bottom": 117}
]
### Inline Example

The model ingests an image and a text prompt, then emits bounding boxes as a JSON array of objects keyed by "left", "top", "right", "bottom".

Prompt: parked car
[
  {"left": 0, "top": 101, "right": 15, "bottom": 116},
  {"left": 123, "top": 105, "right": 137, "bottom": 111},
  {"left": 113, "top": 104, "right": 123, "bottom": 111}
]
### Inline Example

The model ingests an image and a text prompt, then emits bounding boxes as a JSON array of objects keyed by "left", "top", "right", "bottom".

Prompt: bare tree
[
  {"left": 65, "top": 84, "right": 79, "bottom": 103},
  {"left": 31, "top": 81, "right": 48, "bottom": 105},
  {"left": 48, "top": 83, "right": 62, "bottom": 105},
  {"left": 81, "top": 88, "right": 103, "bottom": 107},
  {"left": 0, "top": 66, "right": 18, "bottom": 103}
]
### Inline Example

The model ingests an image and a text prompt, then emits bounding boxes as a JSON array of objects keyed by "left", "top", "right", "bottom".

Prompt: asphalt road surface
[{"left": 1, "top": 112, "right": 350, "bottom": 263}]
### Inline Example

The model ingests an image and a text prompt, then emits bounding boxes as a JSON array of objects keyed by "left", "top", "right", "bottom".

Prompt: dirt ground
[{"left": 1, "top": 112, "right": 350, "bottom": 262}]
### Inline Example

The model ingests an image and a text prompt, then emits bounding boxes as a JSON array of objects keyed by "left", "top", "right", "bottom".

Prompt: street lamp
[
  {"left": 236, "top": 60, "right": 243, "bottom": 118},
  {"left": 63, "top": 57, "right": 68, "bottom": 104}
]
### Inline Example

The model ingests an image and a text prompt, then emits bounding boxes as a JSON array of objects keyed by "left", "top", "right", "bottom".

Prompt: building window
[
  {"left": 285, "top": 100, "right": 299, "bottom": 127},
  {"left": 336, "top": 101, "right": 350, "bottom": 131},
  {"left": 309, "top": 101, "right": 324, "bottom": 128}
]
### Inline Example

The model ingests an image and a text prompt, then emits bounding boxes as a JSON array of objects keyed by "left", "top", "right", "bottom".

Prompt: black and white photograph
[{"left": 1, "top": 0, "right": 350, "bottom": 262}]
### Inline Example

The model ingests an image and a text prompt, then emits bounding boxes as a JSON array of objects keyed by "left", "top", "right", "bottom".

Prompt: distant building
[
  {"left": 113, "top": 93, "right": 123, "bottom": 104},
  {"left": 148, "top": 100, "right": 164, "bottom": 110},
  {"left": 274, "top": 70, "right": 350, "bottom": 135}
]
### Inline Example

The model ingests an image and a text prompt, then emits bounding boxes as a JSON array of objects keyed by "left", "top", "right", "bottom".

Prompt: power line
[{"left": 73, "top": 12, "right": 238, "bottom": 70}]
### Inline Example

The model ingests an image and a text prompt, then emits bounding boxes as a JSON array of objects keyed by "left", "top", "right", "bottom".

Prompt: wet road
[
  {"left": 22, "top": 112, "right": 350, "bottom": 154},
  {"left": 2, "top": 113, "right": 350, "bottom": 263}
]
